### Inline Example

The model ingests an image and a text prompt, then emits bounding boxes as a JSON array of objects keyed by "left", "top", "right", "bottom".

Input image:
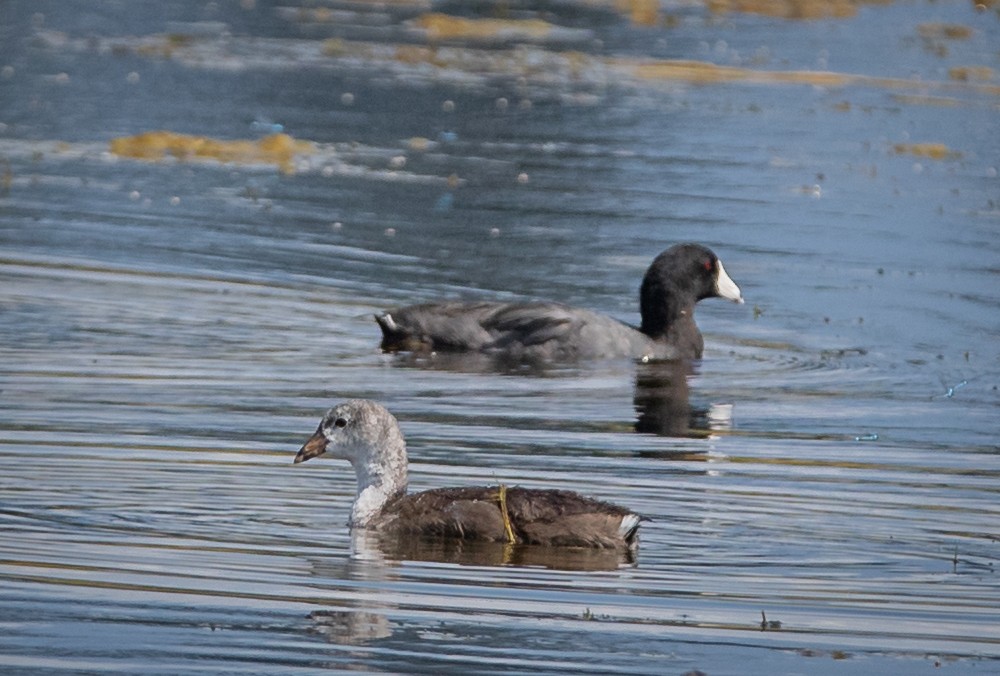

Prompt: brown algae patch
[
  {"left": 706, "top": 0, "right": 862, "bottom": 19},
  {"left": 133, "top": 33, "right": 195, "bottom": 59},
  {"left": 891, "top": 94, "right": 961, "bottom": 107},
  {"left": 630, "top": 60, "right": 757, "bottom": 84},
  {"left": 36, "top": 30, "right": 1000, "bottom": 102},
  {"left": 109, "top": 131, "right": 313, "bottom": 174},
  {"left": 412, "top": 13, "right": 555, "bottom": 41},
  {"left": 628, "top": 59, "right": 851, "bottom": 86},
  {"left": 625, "top": 57, "right": 1000, "bottom": 99},
  {"left": 948, "top": 66, "right": 994, "bottom": 82},
  {"left": 614, "top": 0, "right": 663, "bottom": 26},
  {"left": 916, "top": 22, "right": 974, "bottom": 40},
  {"left": 892, "top": 143, "right": 960, "bottom": 160}
]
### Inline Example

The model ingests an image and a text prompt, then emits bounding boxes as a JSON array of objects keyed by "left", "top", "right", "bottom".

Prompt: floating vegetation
[
  {"left": 707, "top": 0, "right": 861, "bottom": 20},
  {"left": 32, "top": 29, "right": 1000, "bottom": 105},
  {"left": 916, "top": 23, "right": 974, "bottom": 40},
  {"left": 891, "top": 94, "right": 960, "bottom": 107},
  {"left": 892, "top": 143, "right": 959, "bottom": 160},
  {"left": 915, "top": 22, "right": 975, "bottom": 57},
  {"left": 109, "top": 131, "right": 313, "bottom": 174},
  {"left": 627, "top": 58, "right": 1000, "bottom": 99},
  {"left": 615, "top": 0, "right": 662, "bottom": 26},
  {"left": 18, "top": 131, "right": 459, "bottom": 184},
  {"left": 411, "top": 13, "right": 559, "bottom": 42},
  {"left": 948, "top": 66, "right": 994, "bottom": 82}
]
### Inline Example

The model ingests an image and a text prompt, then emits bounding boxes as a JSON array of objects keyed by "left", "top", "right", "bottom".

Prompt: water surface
[{"left": 1, "top": 1, "right": 998, "bottom": 673}]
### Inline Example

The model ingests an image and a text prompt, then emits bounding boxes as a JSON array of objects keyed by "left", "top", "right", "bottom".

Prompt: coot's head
[{"left": 639, "top": 244, "right": 743, "bottom": 334}]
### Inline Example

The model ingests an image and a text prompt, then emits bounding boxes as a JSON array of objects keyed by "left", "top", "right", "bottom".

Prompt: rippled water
[{"left": 1, "top": 1, "right": 998, "bottom": 673}]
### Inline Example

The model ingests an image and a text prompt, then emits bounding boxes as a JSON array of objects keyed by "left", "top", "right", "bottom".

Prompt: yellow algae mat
[{"left": 110, "top": 131, "right": 313, "bottom": 173}]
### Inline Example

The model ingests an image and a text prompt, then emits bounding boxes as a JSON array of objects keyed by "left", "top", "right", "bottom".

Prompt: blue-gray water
[{"left": 1, "top": 1, "right": 998, "bottom": 674}]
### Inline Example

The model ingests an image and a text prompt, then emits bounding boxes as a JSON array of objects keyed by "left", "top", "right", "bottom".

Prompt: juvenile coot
[
  {"left": 294, "top": 400, "right": 642, "bottom": 549},
  {"left": 376, "top": 243, "right": 743, "bottom": 360}
]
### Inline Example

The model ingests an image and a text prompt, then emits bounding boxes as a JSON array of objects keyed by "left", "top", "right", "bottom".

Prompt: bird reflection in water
[
  {"left": 308, "top": 609, "right": 392, "bottom": 645},
  {"left": 304, "top": 527, "right": 633, "bottom": 644},
  {"left": 633, "top": 359, "right": 732, "bottom": 439},
  {"left": 383, "top": 351, "right": 734, "bottom": 441},
  {"left": 360, "top": 528, "right": 636, "bottom": 571}
]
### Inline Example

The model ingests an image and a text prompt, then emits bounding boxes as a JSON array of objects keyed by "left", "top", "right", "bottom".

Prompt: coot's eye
[
  {"left": 334, "top": 418, "right": 348, "bottom": 428},
  {"left": 703, "top": 259, "right": 714, "bottom": 272}
]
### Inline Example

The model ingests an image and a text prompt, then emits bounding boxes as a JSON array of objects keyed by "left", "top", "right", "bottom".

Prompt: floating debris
[
  {"left": 892, "top": 94, "right": 961, "bottom": 107},
  {"left": 250, "top": 119, "right": 284, "bottom": 133},
  {"left": 412, "top": 13, "right": 553, "bottom": 42},
  {"left": 621, "top": 0, "right": 661, "bottom": 26},
  {"left": 854, "top": 433, "right": 879, "bottom": 442},
  {"left": 31, "top": 30, "right": 1000, "bottom": 103},
  {"left": 0, "top": 131, "right": 461, "bottom": 185},
  {"left": 708, "top": 0, "right": 859, "bottom": 20},
  {"left": 917, "top": 23, "right": 973, "bottom": 40},
  {"left": 940, "top": 380, "right": 968, "bottom": 399},
  {"left": 408, "top": 13, "right": 592, "bottom": 44},
  {"left": 109, "top": 131, "right": 312, "bottom": 174},
  {"left": 407, "top": 137, "right": 433, "bottom": 151},
  {"left": 892, "top": 143, "right": 959, "bottom": 160},
  {"left": 948, "top": 66, "right": 994, "bottom": 82},
  {"left": 760, "top": 610, "right": 782, "bottom": 630}
]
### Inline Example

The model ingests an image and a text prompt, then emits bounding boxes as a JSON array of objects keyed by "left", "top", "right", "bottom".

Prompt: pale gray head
[{"left": 294, "top": 399, "right": 409, "bottom": 527}]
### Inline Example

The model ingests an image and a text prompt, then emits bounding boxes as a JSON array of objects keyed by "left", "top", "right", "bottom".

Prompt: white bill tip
[{"left": 714, "top": 259, "right": 743, "bottom": 304}]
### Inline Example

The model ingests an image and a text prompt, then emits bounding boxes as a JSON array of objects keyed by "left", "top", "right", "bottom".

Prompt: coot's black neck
[
  {"left": 638, "top": 271, "right": 705, "bottom": 358},
  {"left": 639, "top": 271, "right": 698, "bottom": 338}
]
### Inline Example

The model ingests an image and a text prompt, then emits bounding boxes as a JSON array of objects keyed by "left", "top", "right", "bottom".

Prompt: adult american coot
[
  {"left": 376, "top": 243, "right": 743, "bottom": 361},
  {"left": 294, "top": 400, "right": 642, "bottom": 549}
]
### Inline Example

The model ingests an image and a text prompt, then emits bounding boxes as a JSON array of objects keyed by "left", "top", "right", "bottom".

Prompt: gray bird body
[
  {"left": 376, "top": 243, "right": 743, "bottom": 361},
  {"left": 377, "top": 301, "right": 680, "bottom": 361}
]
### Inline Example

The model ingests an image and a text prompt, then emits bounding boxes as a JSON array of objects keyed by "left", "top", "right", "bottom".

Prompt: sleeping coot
[
  {"left": 376, "top": 243, "right": 743, "bottom": 360},
  {"left": 294, "top": 400, "right": 642, "bottom": 550}
]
